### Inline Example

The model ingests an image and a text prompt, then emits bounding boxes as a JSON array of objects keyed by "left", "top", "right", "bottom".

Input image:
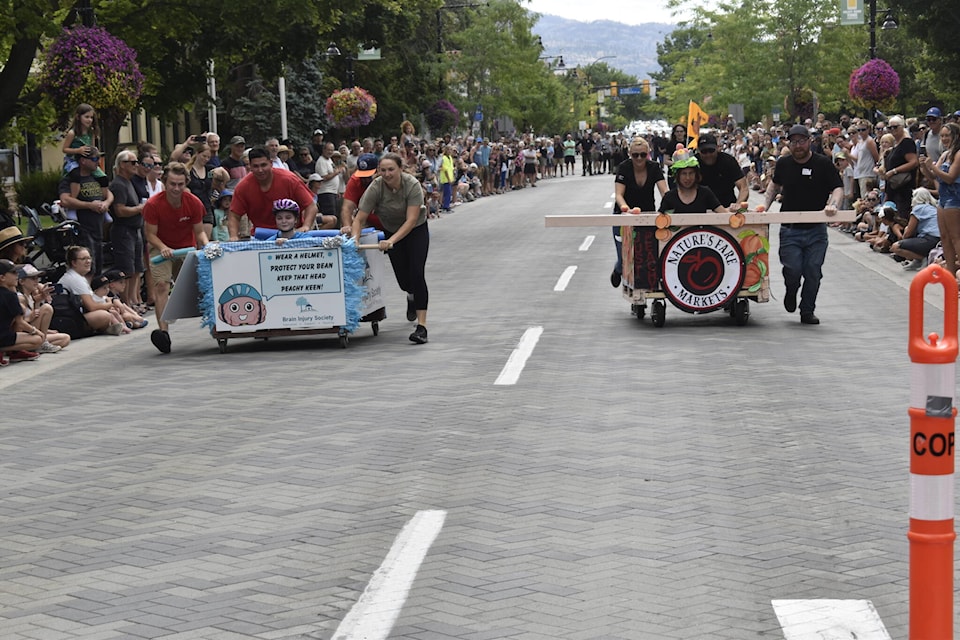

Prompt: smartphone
[{"left": 919, "top": 145, "right": 926, "bottom": 157}]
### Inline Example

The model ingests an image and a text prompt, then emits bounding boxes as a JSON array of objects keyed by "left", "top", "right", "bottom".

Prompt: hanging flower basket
[
  {"left": 849, "top": 59, "right": 900, "bottom": 111},
  {"left": 39, "top": 26, "right": 144, "bottom": 118},
  {"left": 325, "top": 87, "right": 377, "bottom": 129},
  {"left": 425, "top": 100, "right": 459, "bottom": 134}
]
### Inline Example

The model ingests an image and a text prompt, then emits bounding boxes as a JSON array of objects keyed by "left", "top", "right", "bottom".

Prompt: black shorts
[
  {"left": 524, "top": 163, "right": 537, "bottom": 175},
  {"left": 109, "top": 223, "right": 144, "bottom": 274},
  {"left": 565, "top": 156, "right": 575, "bottom": 165}
]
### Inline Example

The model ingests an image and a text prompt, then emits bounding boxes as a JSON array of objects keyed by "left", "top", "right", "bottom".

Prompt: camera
[
  {"left": 198, "top": 135, "right": 207, "bottom": 144},
  {"left": 919, "top": 145, "right": 927, "bottom": 157}
]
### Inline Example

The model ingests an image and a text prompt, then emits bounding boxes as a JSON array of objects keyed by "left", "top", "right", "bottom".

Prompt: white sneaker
[{"left": 38, "top": 341, "right": 62, "bottom": 353}]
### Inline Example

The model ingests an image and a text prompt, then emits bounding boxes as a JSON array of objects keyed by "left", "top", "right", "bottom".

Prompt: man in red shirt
[
  {"left": 143, "top": 162, "right": 209, "bottom": 353},
  {"left": 228, "top": 147, "right": 317, "bottom": 239}
]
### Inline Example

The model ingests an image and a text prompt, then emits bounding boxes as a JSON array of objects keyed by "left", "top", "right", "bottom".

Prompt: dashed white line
[
  {"left": 494, "top": 326, "right": 544, "bottom": 385},
  {"left": 772, "top": 599, "right": 891, "bottom": 640},
  {"left": 554, "top": 266, "right": 577, "bottom": 291},
  {"left": 578, "top": 235, "right": 595, "bottom": 251},
  {"left": 332, "top": 510, "right": 447, "bottom": 640},
  {"left": 603, "top": 201, "right": 613, "bottom": 210}
]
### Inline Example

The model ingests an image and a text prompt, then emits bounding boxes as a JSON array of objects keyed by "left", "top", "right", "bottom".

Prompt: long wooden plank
[{"left": 544, "top": 210, "right": 856, "bottom": 227}]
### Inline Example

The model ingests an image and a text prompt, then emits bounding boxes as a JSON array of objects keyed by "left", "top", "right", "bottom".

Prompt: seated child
[
  {"left": 16, "top": 263, "right": 70, "bottom": 352},
  {"left": 0, "top": 259, "right": 43, "bottom": 364},
  {"left": 90, "top": 272, "right": 146, "bottom": 332},
  {"left": 266, "top": 199, "right": 309, "bottom": 246}
]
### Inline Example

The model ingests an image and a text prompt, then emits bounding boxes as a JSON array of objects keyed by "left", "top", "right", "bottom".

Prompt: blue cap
[
  {"left": 355, "top": 153, "right": 379, "bottom": 177},
  {"left": 926, "top": 107, "right": 942, "bottom": 118},
  {"left": 476, "top": 137, "right": 483, "bottom": 143}
]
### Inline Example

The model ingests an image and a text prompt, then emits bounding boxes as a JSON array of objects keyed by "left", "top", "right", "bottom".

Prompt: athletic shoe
[
  {"left": 406, "top": 294, "right": 416, "bottom": 322},
  {"left": 902, "top": 259, "right": 923, "bottom": 271},
  {"left": 9, "top": 350, "right": 40, "bottom": 362},
  {"left": 105, "top": 322, "right": 124, "bottom": 336},
  {"left": 150, "top": 329, "right": 172, "bottom": 354},
  {"left": 783, "top": 287, "right": 797, "bottom": 313},
  {"left": 38, "top": 342, "right": 62, "bottom": 354},
  {"left": 800, "top": 314, "right": 820, "bottom": 325},
  {"left": 409, "top": 324, "right": 428, "bottom": 344}
]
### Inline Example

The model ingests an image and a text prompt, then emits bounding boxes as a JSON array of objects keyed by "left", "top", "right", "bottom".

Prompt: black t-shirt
[
  {"left": 614, "top": 159, "right": 665, "bottom": 212},
  {"left": 773, "top": 152, "right": 843, "bottom": 212},
  {"left": 0, "top": 287, "right": 22, "bottom": 347},
  {"left": 579, "top": 137, "right": 594, "bottom": 152},
  {"left": 109, "top": 175, "right": 143, "bottom": 228},
  {"left": 884, "top": 137, "right": 917, "bottom": 192},
  {"left": 130, "top": 174, "right": 150, "bottom": 201},
  {"left": 696, "top": 151, "right": 742, "bottom": 207},
  {"left": 659, "top": 186, "right": 722, "bottom": 213},
  {"left": 60, "top": 169, "right": 108, "bottom": 213}
]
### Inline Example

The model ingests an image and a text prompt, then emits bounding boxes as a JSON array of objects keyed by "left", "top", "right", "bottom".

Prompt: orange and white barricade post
[{"left": 907, "top": 264, "right": 958, "bottom": 639}]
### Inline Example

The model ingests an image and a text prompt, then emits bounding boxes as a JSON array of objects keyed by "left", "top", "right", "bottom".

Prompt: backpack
[{"left": 49, "top": 292, "right": 95, "bottom": 339}]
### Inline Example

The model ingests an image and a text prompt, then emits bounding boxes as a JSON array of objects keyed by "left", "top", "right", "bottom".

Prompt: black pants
[
  {"left": 388, "top": 222, "right": 429, "bottom": 311},
  {"left": 76, "top": 209, "right": 104, "bottom": 276}
]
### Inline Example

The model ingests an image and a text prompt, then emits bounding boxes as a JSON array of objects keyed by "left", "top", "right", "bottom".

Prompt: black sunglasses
[{"left": 631, "top": 152, "right": 648, "bottom": 159}]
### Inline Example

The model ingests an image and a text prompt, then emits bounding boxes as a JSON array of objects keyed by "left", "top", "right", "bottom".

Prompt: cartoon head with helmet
[{"left": 218, "top": 283, "right": 267, "bottom": 326}]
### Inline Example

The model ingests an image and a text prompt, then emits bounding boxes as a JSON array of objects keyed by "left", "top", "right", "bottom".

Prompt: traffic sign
[{"left": 619, "top": 87, "right": 642, "bottom": 95}]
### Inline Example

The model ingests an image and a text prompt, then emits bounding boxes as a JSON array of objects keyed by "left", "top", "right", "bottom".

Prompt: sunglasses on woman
[{"left": 631, "top": 152, "right": 648, "bottom": 159}]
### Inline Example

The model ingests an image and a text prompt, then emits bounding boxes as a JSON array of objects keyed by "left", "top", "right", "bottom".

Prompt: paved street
[{"left": 0, "top": 166, "right": 954, "bottom": 639}]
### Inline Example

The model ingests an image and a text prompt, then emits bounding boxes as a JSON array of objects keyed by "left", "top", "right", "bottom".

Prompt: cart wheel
[
  {"left": 371, "top": 321, "right": 379, "bottom": 336},
  {"left": 651, "top": 300, "right": 666, "bottom": 328},
  {"left": 339, "top": 334, "right": 349, "bottom": 349},
  {"left": 733, "top": 298, "right": 750, "bottom": 326},
  {"left": 631, "top": 303, "right": 646, "bottom": 320},
  {"left": 217, "top": 338, "right": 228, "bottom": 353}
]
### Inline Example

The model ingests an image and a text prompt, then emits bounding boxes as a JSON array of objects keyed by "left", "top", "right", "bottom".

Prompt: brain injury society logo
[{"left": 659, "top": 226, "right": 745, "bottom": 313}]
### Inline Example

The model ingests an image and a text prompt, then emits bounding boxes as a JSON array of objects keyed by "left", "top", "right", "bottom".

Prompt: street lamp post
[{"left": 868, "top": 0, "right": 898, "bottom": 60}]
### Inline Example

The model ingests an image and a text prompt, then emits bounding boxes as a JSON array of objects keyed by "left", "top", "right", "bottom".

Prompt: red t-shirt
[
  {"left": 343, "top": 174, "right": 381, "bottom": 230},
  {"left": 231, "top": 169, "right": 314, "bottom": 230},
  {"left": 143, "top": 191, "right": 205, "bottom": 249}
]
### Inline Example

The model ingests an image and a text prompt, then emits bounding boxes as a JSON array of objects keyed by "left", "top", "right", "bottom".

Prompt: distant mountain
[{"left": 531, "top": 14, "right": 674, "bottom": 81}]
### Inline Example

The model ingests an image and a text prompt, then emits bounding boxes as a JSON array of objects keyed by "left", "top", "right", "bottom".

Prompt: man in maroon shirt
[
  {"left": 143, "top": 162, "right": 210, "bottom": 353},
  {"left": 228, "top": 147, "right": 317, "bottom": 240}
]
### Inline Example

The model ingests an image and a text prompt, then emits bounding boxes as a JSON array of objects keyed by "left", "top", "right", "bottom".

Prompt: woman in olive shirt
[{"left": 352, "top": 153, "right": 430, "bottom": 344}]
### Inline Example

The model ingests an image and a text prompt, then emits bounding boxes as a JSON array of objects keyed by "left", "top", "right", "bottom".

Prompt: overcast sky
[{"left": 521, "top": 0, "right": 686, "bottom": 26}]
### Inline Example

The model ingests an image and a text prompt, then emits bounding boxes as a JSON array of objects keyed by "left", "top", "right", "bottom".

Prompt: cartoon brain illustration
[{"left": 218, "top": 283, "right": 267, "bottom": 326}]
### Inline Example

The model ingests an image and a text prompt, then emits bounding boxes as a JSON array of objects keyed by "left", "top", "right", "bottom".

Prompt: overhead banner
[{"left": 840, "top": 0, "right": 864, "bottom": 25}]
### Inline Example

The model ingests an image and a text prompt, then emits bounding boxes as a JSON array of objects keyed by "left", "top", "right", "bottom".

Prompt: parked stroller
[{"left": 19, "top": 203, "right": 82, "bottom": 281}]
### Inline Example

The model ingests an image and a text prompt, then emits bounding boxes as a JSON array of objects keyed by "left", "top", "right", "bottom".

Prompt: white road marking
[
  {"left": 579, "top": 235, "right": 595, "bottom": 251},
  {"left": 332, "top": 510, "right": 447, "bottom": 640},
  {"left": 494, "top": 327, "right": 544, "bottom": 385},
  {"left": 772, "top": 599, "right": 891, "bottom": 640},
  {"left": 604, "top": 201, "right": 613, "bottom": 210},
  {"left": 554, "top": 266, "right": 577, "bottom": 291}
]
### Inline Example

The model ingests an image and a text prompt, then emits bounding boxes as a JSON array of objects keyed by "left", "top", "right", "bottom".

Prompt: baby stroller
[{"left": 19, "top": 203, "right": 82, "bottom": 281}]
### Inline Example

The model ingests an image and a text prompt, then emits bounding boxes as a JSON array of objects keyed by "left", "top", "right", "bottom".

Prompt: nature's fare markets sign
[{"left": 660, "top": 226, "right": 745, "bottom": 313}]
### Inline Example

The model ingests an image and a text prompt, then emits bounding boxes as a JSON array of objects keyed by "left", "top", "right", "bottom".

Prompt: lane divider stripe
[
  {"left": 332, "top": 510, "right": 447, "bottom": 640},
  {"left": 772, "top": 599, "right": 891, "bottom": 639},
  {"left": 554, "top": 266, "right": 577, "bottom": 292},
  {"left": 579, "top": 235, "right": 595, "bottom": 251},
  {"left": 495, "top": 327, "right": 544, "bottom": 386}
]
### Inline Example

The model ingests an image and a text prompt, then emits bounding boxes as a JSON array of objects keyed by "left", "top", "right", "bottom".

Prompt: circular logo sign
[{"left": 659, "top": 226, "right": 745, "bottom": 313}]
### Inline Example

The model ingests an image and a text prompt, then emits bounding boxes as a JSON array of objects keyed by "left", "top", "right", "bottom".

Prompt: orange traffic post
[{"left": 908, "top": 264, "right": 958, "bottom": 640}]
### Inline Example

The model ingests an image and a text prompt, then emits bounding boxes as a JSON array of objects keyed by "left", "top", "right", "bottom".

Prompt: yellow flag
[{"left": 687, "top": 101, "right": 710, "bottom": 148}]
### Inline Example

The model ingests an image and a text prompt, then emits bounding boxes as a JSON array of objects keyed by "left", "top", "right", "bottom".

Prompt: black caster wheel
[
  {"left": 651, "top": 300, "right": 666, "bottom": 328},
  {"left": 339, "top": 334, "right": 349, "bottom": 348},
  {"left": 733, "top": 298, "right": 750, "bottom": 326},
  {"left": 372, "top": 321, "right": 379, "bottom": 336},
  {"left": 632, "top": 303, "right": 646, "bottom": 320},
  {"left": 217, "top": 338, "right": 228, "bottom": 353}
]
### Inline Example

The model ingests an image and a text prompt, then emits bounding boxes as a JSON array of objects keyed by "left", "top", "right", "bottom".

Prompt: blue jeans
[
  {"left": 612, "top": 225, "right": 623, "bottom": 274},
  {"left": 779, "top": 224, "right": 828, "bottom": 316}
]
